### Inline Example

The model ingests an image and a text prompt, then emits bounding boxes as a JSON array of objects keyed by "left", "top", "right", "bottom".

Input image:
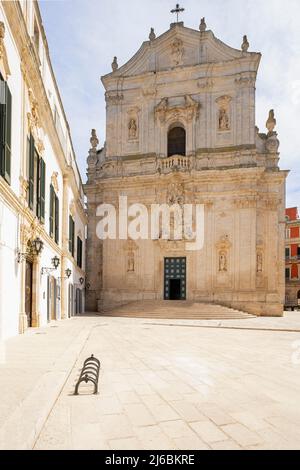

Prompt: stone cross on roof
[{"left": 171, "top": 3, "right": 185, "bottom": 23}]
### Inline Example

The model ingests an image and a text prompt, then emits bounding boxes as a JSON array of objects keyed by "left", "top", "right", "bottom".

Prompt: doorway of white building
[{"left": 25, "top": 261, "right": 33, "bottom": 327}]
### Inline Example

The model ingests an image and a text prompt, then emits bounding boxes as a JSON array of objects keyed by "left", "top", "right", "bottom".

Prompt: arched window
[{"left": 168, "top": 126, "right": 186, "bottom": 157}]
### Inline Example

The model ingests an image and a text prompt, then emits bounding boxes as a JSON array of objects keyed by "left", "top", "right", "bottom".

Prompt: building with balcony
[
  {"left": 0, "top": 1, "right": 87, "bottom": 339},
  {"left": 285, "top": 207, "right": 300, "bottom": 310},
  {"left": 85, "top": 20, "right": 288, "bottom": 317}
]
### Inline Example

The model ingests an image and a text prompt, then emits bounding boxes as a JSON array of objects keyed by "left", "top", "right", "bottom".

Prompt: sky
[{"left": 39, "top": 0, "right": 300, "bottom": 207}]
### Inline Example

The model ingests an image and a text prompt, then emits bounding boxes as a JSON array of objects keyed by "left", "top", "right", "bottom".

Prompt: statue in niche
[
  {"left": 219, "top": 108, "right": 230, "bottom": 131},
  {"left": 171, "top": 38, "right": 184, "bottom": 66},
  {"left": 127, "top": 251, "right": 135, "bottom": 272},
  {"left": 257, "top": 252, "right": 263, "bottom": 273},
  {"left": 128, "top": 118, "right": 138, "bottom": 139},
  {"left": 219, "top": 251, "right": 227, "bottom": 272}
]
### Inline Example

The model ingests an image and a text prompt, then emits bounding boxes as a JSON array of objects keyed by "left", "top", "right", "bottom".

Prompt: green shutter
[
  {"left": 0, "top": 94, "right": 4, "bottom": 177},
  {"left": 28, "top": 134, "right": 35, "bottom": 210},
  {"left": 0, "top": 81, "right": 12, "bottom": 184},
  {"left": 69, "top": 216, "right": 75, "bottom": 257},
  {"left": 55, "top": 194, "right": 59, "bottom": 244},
  {"left": 36, "top": 152, "right": 40, "bottom": 218},
  {"left": 40, "top": 158, "right": 46, "bottom": 223},
  {"left": 69, "top": 215, "right": 72, "bottom": 254},
  {"left": 4, "top": 83, "right": 12, "bottom": 184},
  {"left": 49, "top": 184, "right": 54, "bottom": 237}
]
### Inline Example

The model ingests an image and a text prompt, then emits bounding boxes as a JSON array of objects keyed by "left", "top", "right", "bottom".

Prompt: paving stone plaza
[{"left": 1, "top": 313, "right": 300, "bottom": 450}]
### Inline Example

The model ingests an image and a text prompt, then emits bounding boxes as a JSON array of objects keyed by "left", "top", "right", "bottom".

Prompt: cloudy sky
[{"left": 39, "top": 0, "right": 300, "bottom": 207}]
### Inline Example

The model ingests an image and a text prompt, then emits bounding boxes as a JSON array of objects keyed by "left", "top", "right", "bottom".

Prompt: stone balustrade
[{"left": 157, "top": 155, "right": 193, "bottom": 173}]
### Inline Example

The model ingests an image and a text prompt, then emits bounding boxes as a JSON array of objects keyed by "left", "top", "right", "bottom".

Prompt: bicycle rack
[{"left": 74, "top": 354, "right": 101, "bottom": 395}]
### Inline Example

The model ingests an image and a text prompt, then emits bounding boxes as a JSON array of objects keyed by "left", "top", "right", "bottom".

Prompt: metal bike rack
[{"left": 74, "top": 354, "right": 101, "bottom": 395}]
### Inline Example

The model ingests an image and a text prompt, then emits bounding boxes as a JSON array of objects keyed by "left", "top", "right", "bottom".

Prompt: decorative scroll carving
[
  {"left": 27, "top": 88, "right": 40, "bottom": 130},
  {"left": 155, "top": 95, "right": 200, "bottom": 124},
  {"left": 0, "top": 21, "right": 11, "bottom": 77},
  {"left": 51, "top": 172, "right": 59, "bottom": 193},
  {"left": 197, "top": 78, "right": 214, "bottom": 90},
  {"left": 235, "top": 75, "right": 255, "bottom": 87},
  {"left": 256, "top": 251, "right": 263, "bottom": 273},
  {"left": 105, "top": 92, "right": 124, "bottom": 105},
  {"left": 166, "top": 183, "right": 185, "bottom": 206}
]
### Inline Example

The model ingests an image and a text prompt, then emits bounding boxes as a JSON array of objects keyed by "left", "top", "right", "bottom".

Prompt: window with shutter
[
  {"left": 28, "top": 134, "right": 35, "bottom": 209},
  {"left": 49, "top": 184, "right": 54, "bottom": 238},
  {"left": 69, "top": 215, "right": 75, "bottom": 257},
  {"left": 55, "top": 194, "right": 59, "bottom": 244},
  {"left": 77, "top": 237, "right": 82, "bottom": 268},
  {"left": 0, "top": 79, "right": 12, "bottom": 184},
  {"left": 40, "top": 158, "right": 46, "bottom": 223}
]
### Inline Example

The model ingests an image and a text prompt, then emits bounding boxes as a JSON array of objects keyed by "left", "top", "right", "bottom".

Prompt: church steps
[{"left": 101, "top": 301, "right": 255, "bottom": 320}]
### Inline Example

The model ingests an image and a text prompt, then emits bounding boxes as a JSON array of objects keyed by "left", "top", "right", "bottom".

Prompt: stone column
[
  {"left": 60, "top": 173, "right": 69, "bottom": 319},
  {"left": 31, "top": 256, "right": 41, "bottom": 327}
]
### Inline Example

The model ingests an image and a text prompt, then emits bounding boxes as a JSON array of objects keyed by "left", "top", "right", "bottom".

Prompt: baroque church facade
[{"left": 85, "top": 19, "right": 288, "bottom": 317}]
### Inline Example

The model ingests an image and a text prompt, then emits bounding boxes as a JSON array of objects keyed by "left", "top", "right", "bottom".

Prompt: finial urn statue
[
  {"left": 199, "top": 17, "right": 207, "bottom": 32},
  {"left": 149, "top": 27, "right": 156, "bottom": 41},
  {"left": 266, "top": 109, "right": 276, "bottom": 135},
  {"left": 241, "top": 35, "right": 249, "bottom": 52},
  {"left": 90, "top": 129, "right": 99, "bottom": 150},
  {"left": 111, "top": 56, "right": 118, "bottom": 72}
]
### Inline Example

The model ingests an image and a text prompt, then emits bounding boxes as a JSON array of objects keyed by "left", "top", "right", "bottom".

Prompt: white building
[{"left": 0, "top": 0, "right": 87, "bottom": 339}]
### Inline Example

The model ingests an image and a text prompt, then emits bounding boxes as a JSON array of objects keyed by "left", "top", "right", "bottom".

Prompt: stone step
[{"left": 102, "top": 301, "right": 255, "bottom": 320}]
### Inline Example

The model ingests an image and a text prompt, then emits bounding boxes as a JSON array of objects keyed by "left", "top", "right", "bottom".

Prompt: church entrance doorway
[{"left": 164, "top": 257, "right": 186, "bottom": 300}]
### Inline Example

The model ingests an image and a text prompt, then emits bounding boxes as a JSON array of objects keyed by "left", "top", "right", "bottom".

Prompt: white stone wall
[{"left": 0, "top": 1, "right": 86, "bottom": 338}]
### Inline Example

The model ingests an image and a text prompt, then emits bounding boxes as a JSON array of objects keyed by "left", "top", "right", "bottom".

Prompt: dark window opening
[
  {"left": 167, "top": 126, "right": 186, "bottom": 157},
  {"left": 27, "top": 133, "right": 45, "bottom": 223},
  {"left": 285, "top": 268, "right": 290, "bottom": 280},
  {"left": 77, "top": 236, "right": 83, "bottom": 268},
  {"left": 69, "top": 215, "right": 75, "bottom": 257}
]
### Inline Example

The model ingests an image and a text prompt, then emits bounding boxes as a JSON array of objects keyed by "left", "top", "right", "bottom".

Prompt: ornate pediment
[
  {"left": 102, "top": 25, "right": 261, "bottom": 84},
  {"left": 155, "top": 95, "right": 200, "bottom": 124}
]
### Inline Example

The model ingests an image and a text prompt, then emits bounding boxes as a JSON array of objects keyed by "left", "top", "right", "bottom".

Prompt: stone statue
[
  {"left": 266, "top": 109, "right": 276, "bottom": 135},
  {"left": 257, "top": 252, "right": 263, "bottom": 273},
  {"left": 149, "top": 28, "right": 156, "bottom": 41},
  {"left": 128, "top": 118, "right": 137, "bottom": 139},
  {"left": 90, "top": 129, "right": 99, "bottom": 150},
  {"left": 171, "top": 38, "right": 184, "bottom": 66},
  {"left": 127, "top": 251, "right": 135, "bottom": 272},
  {"left": 199, "top": 17, "right": 207, "bottom": 32},
  {"left": 219, "top": 252, "right": 227, "bottom": 272},
  {"left": 241, "top": 35, "right": 249, "bottom": 52},
  {"left": 111, "top": 56, "right": 118, "bottom": 72},
  {"left": 219, "top": 108, "right": 230, "bottom": 131}
]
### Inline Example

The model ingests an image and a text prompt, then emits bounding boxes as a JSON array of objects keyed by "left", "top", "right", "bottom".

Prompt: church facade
[{"left": 85, "top": 19, "right": 288, "bottom": 317}]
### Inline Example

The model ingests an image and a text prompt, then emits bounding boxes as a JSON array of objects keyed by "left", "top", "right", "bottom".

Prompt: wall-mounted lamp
[
  {"left": 17, "top": 237, "right": 44, "bottom": 263},
  {"left": 79, "top": 277, "right": 84, "bottom": 285},
  {"left": 66, "top": 268, "right": 72, "bottom": 279},
  {"left": 41, "top": 256, "right": 60, "bottom": 275},
  {"left": 58, "top": 269, "right": 72, "bottom": 281}
]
